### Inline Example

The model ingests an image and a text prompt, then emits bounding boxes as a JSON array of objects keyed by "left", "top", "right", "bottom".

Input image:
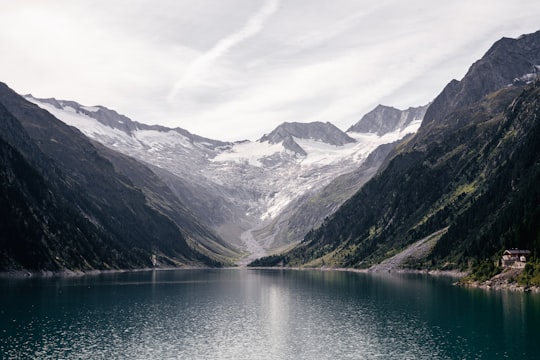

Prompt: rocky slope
[
  {"left": 260, "top": 121, "right": 356, "bottom": 155},
  {"left": 0, "top": 82, "right": 237, "bottom": 272},
  {"left": 348, "top": 104, "right": 428, "bottom": 135},
  {"left": 423, "top": 30, "right": 540, "bottom": 126}
]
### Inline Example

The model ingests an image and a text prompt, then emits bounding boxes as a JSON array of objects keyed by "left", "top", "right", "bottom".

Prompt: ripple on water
[{"left": 0, "top": 269, "right": 538, "bottom": 359}]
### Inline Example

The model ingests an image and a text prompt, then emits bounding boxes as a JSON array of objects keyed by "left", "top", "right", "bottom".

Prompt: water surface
[{"left": 1, "top": 269, "right": 538, "bottom": 359}]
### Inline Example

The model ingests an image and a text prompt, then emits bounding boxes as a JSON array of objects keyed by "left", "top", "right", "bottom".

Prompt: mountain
[
  {"left": 348, "top": 105, "right": 428, "bottom": 135},
  {"left": 423, "top": 30, "right": 540, "bottom": 126},
  {"left": 251, "top": 31, "right": 540, "bottom": 271},
  {"left": 259, "top": 121, "right": 356, "bottom": 156},
  {"left": 25, "top": 94, "right": 424, "bottom": 256},
  {"left": 24, "top": 96, "right": 229, "bottom": 148},
  {"left": 251, "top": 138, "right": 404, "bottom": 250},
  {"left": 0, "top": 82, "right": 236, "bottom": 272},
  {"left": 24, "top": 94, "right": 252, "bottom": 246},
  {"left": 89, "top": 145, "right": 240, "bottom": 264}
]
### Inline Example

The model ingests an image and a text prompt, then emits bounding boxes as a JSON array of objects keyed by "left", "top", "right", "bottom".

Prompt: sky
[{"left": 1, "top": 1, "right": 540, "bottom": 141}]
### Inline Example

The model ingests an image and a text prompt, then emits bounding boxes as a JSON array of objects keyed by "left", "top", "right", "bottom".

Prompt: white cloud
[
  {"left": 1, "top": 0, "right": 540, "bottom": 141},
  {"left": 167, "top": 0, "right": 280, "bottom": 101},
  {"left": 0, "top": 2, "right": 197, "bottom": 111}
]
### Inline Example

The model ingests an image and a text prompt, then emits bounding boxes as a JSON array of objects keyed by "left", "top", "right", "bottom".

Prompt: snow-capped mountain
[
  {"left": 259, "top": 121, "right": 355, "bottom": 156},
  {"left": 347, "top": 104, "right": 428, "bottom": 135},
  {"left": 25, "top": 94, "right": 425, "bottom": 254}
]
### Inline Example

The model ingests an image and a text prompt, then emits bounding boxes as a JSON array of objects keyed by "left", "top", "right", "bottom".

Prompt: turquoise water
[{"left": 1, "top": 269, "right": 538, "bottom": 359}]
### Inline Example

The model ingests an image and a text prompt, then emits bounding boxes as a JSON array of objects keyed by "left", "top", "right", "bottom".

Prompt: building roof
[{"left": 504, "top": 249, "right": 531, "bottom": 255}]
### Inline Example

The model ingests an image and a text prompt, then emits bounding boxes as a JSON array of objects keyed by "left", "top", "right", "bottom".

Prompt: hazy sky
[{"left": 2, "top": 1, "right": 540, "bottom": 141}]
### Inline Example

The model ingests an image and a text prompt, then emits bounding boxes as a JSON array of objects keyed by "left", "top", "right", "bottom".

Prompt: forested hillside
[{"left": 252, "top": 82, "right": 539, "bottom": 273}]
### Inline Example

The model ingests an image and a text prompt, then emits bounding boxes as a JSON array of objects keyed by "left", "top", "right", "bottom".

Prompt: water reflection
[{"left": 1, "top": 269, "right": 538, "bottom": 359}]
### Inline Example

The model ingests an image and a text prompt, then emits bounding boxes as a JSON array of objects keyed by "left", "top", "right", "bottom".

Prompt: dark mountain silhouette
[{"left": 0, "top": 83, "right": 237, "bottom": 272}]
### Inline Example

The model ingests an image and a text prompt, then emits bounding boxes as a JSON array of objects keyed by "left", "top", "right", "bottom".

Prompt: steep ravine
[{"left": 237, "top": 230, "right": 268, "bottom": 267}]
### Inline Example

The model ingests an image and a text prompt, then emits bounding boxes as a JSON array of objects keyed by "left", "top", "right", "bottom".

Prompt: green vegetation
[
  {"left": 252, "top": 83, "right": 540, "bottom": 279},
  {"left": 517, "top": 260, "right": 540, "bottom": 286},
  {"left": 462, "top": 260, "right": 501, "bottom": 283}
]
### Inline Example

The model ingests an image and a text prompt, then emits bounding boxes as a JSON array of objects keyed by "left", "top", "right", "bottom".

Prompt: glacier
[{"left": 25, "top": 95, "right": 425, "bottom": 259}]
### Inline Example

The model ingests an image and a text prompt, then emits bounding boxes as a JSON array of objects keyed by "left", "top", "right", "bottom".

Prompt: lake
[{"left": 1, "top": 268, "right": 539, "bottom": 359}]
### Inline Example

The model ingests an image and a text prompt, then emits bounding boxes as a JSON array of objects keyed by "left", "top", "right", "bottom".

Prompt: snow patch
[
  {"left": 81, "top": 105, "right": 100, "bottom": 113},
  {"left": 211, "top": 140, "right": 284, "bottom": 167},
  {"left": 134, "top": 129, "right": 194, "bottom": 150},
  {"left": 295, "top": 138, "right": 357, "bottom": 166},
  {"left": 512, "top": 66, "right": 540, "bottom": 85},
  {"left": 62, "top": 105, "right": 79, "bottom": 114},
  {"left": 25, "top": 97, "right": 144, "bottom": 151},
  {"left": 348, "top": 119, "right": 421, "bottom": 142}
]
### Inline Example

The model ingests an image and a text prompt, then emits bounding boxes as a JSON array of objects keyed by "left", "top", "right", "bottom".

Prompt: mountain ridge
[
  {"left": 26, "top": 93, "right": 424, "bottom": 254},
  {"left": 422, "top": 30, "right": 540, "bottom": 127},
  {"left": 250, "top": 30, "right": 540, "bottom": 273},
  {"left": 26, "top": 94, "right": 424, "bottom": 146},
  {"left": 1, "top": 82, "right": 237, "bottom": 272},
  {"left": 348, "top": 104, "right": 428, "bottom": 135},
  {"left": 24, "top": 95, "right": 230, "bottom": 148},
  {"left": 259, "top": 121, "right": 356, "bottom": 156}
]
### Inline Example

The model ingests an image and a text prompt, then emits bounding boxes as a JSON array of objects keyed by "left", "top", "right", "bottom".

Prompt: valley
[
  {"left": 1, "top": 29, "right": 539, "bottom": 282},
  {"left": 251, "top": 30, "right": 540, "bottom": 284},
  {"left": 2, "top": 4, "right": 540, "bottom": 360},
  {"left": 25, "top": 95, "right": 426, "bottom": 259}
]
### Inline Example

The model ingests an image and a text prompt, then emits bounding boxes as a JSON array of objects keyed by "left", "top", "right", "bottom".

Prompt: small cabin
[{"left": 501, "top": 249, "right": 530, "bottom": 268}]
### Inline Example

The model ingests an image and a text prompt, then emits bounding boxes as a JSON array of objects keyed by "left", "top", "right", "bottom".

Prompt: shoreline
[
  {"left": 459, "top": 280, "right": 540, "bottom": 293},
  {"left": 248, "top": 265, "right": 540, "bottom": 293},
  {"left": 0, "top": 265, "right": 211, "bottom": 279},
  {"left": 0, "top": 265, "right": 467, "bottom": 279},
  {"left": 3, "top": 265, "right": 538, "bottom": 293},
  {"left": 457, "top": 266, "right": 540, "bottom": 293},
  {"left": 247, "top": 265, "right": 468, "bottom": 278}
]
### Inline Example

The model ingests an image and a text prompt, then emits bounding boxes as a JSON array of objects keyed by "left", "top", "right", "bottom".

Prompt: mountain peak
[
  {"left": 422, "top": 30, "right": 540, "bottom": 126},
  {"left": 347, "top": 104, "right": 428, "bottom": 135},
  {"left": 259, "top": 121, "right": 356, "bottom": 156},
  {"left": 24, "top": 95, "right": 229, "bottom": 149},
  {"left": 24, "top": 94, "right": 140, "bottom": 134},
  {"left": 259, "top": 121, "right": 355, "bottom": 155}
]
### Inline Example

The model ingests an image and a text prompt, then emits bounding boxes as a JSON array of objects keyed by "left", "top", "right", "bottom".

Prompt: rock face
[
  {"left": 260, "top": 121, "right": 356, "bottom": 155},
  {"left": 423, "top": 30, "right": 540, "bottom": 126},
  {"left": 348, "top": 105, "right": 428, "bottom": 135},
  {"left": 0, "top": 82, "right": 237, "bottom": 272}
]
